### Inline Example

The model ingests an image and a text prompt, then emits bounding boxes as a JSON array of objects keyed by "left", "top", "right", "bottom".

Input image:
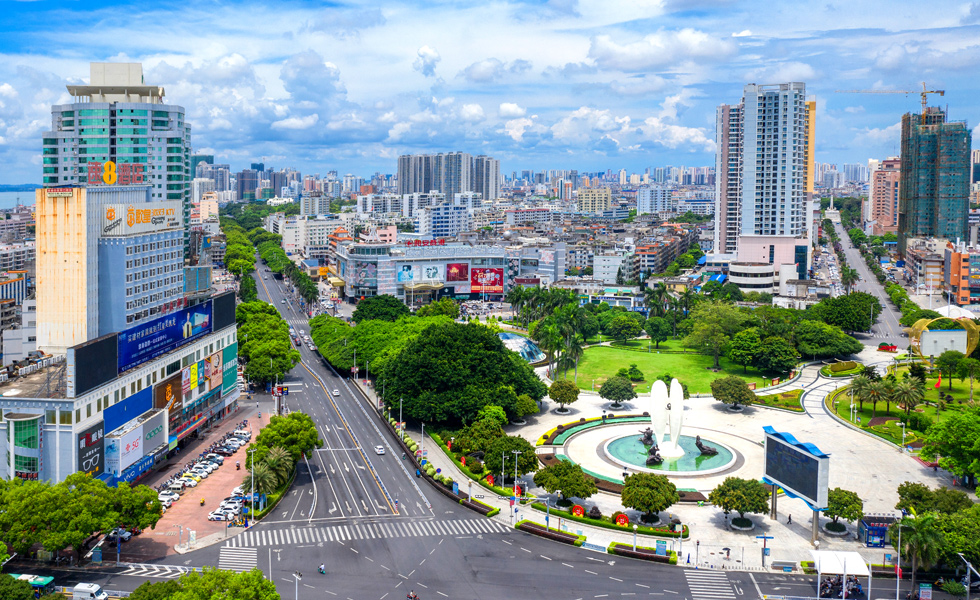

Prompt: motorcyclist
[{"left": 318, "top": 563, "right": 325, "bottom": 574}]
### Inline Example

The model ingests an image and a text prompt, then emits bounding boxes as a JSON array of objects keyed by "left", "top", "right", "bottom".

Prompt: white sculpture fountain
[{"left": 648, "top": 378, "right": 686, "bottom": 458}]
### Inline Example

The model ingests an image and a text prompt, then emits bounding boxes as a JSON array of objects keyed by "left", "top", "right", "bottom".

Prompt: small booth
[
  {"left": 811, "top": 550, "right": 872, "bottom": 599},
  {"left": 858, "top": 513, "right": 898, "bottom": 548}
]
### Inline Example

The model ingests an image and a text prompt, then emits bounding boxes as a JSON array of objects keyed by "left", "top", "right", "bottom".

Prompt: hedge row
[
  {"left": 515, "top": 520, "right": 585, "bottom": 546},
  {"left": 607, "top": 542, "right": 678, "bottom": 565},
  {"left": 428, "top": 431, "right": 531, "bottom": 499},
  {"left": 529, "top": 503, "right": 689, "bottom": 539}
]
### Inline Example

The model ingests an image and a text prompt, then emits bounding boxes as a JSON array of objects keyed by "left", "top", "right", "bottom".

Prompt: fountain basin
[{"left": 603, "top": 433, "right": 736, "bottom": 477}]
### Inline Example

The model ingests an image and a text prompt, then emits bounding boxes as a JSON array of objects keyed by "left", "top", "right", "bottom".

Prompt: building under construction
[{"left": 898, "top": 106, "right": 972, "bottom": 254}]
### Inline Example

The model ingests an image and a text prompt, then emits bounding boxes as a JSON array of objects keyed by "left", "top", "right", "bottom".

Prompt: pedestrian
[{"left": 788, "top": 514, "right": 792, "bottom": 524}]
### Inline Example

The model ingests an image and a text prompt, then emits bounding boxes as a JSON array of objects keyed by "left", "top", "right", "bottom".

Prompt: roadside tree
[
  {"left": 708, "top": 477, "right": 769, "bottom": 526},
  {"left": 825, "top": 488, "right": 863, "bottom": 531},
  {"left": 483, "top": 436, "right": 538, "bottom": 483},
  {"left": 533, "top": 461, "right": 598, "bottom": 503},
  {"left": 352, "top": 294, "right": 410, "bottom": 323},
  {"left": 710, "top": 376, "right": 755, "bottom": 410},
  {"left": 620, "top": 473, "right": 679, "bottom": 524},
  {"left": 548, "top": 380, "right": 579, "bottom": 412}
]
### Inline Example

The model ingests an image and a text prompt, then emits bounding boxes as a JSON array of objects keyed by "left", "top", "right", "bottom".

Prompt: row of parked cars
[{"left": 156, "top": 429, "right": 252, "bottom": 509}]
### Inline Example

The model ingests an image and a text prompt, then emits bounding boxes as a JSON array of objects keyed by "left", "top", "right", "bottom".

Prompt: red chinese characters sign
[
  {"left": 87, "top": 161, "right": 145, "bottom": 185},
  {"left": 403, "top": 239, "right": 445, "bottom": 247},
  {"left": 471, "top": 268, "right": 503, "bottom": 293}
]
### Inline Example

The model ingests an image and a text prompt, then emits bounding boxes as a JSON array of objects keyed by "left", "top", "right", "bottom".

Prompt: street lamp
[
  {"left": 249, "top": 447, "right": 257, "bottom": 527},
  {"left": 899, "top": 422, "right": 907, "bottom": 451},
  {"left": 292, "top": 571, "right": 302, "bottom": 600},
  {"left": 633, "top": 524, "right": 638, "bottom": 551},
  {"left": 957, "top": 553, "right": 976, "bottom": 600}
]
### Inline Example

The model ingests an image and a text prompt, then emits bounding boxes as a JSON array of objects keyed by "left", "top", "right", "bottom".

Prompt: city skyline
[{"left": 1, "top": 0, "right": 980, "bottom": 182}]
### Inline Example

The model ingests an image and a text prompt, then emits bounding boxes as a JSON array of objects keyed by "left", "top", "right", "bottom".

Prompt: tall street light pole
[
  {"left": 249, "top": 447, "right": 257, "bottom": 527},
  {"left": 292, "top": 571, "right": 302, "bottom": 600},
  {"left": 512, "top": 450, "right": 522, "bottom": 496}
]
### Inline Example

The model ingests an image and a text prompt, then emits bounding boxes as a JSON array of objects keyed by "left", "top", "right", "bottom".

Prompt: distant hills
[{"left": 0, "top": 185, "right": 39, "bottom": 192}]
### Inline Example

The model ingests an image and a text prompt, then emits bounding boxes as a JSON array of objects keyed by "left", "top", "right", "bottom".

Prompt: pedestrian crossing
[
  {"left": 684, "top": 569, "right": 736, "bottom": 600},
  {"left": 218, "top": 546, "right": 258, "bottom": 572},
  {"left": 118, "top": 563, "right": 199, "bottom": 579},
  {"left": 223, "top": 518, "right": 511, "bottom": 548}
]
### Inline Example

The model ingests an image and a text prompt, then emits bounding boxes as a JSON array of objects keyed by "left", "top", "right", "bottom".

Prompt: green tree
[
  {"left": 483, "top": 436, "right": 538, "bottom": 483},
  {"left": 247, "top": 412, "right": 323, "bottom": 466},
  {"left": 352, "top": 294, "right": 410, "bottom": 323},
  {"left": 173, "top": 567, "right": 280, "bottom": 600},
  {"left": 645, "top": 317, "right": 671, "bottom": 349},
  {"left": 238, "top": 276, "right": 258, "bottom": 303},
  {"left": 130, "top": 580, "right": 183, "bottom": 600},
  {"left": 683, "top": 301, "right": 747, "bottom": 369},
  {"left": 850, "top": 375, "right": 875, "bottom": 412},
  {"left": 620, "top": 473, "right": 679, "bottom": 523},
  {"left": 708, "top": 477, "right": 770, "bottom": 522},
  {"left": 548, "top": 379, "right": 579, "bottom": 412},
  {"left": 891, "top": 512, "right": 943, "bottom": 590},
  {"left": 840, "top": 266, "right": 859, "bottom": 293},
  {"left": 807, "top": 292, "right": 882, "bottom": 333},
  {"left": 262, "top": 446, "right": 293, "bottom": 487},
  {"left": 415, "top": 298, "right": 460, "bottom": 319},
  {"left": 515, "top": 394, "right": 540, "bottom": 418},
  {"left": 606, "top": 314, "right": 643, "bottom": 343},
  {"left": 933, "top": 487, "right": 974, "bottom": 514},
  {"left": 726, "top": 329, "right": 761, "bottom": 374},
  {"left": 0, "top": 576, "right": 33, "bottom": 600},
  {"left": 455, "top": 418, "right": 504, "bottom": 455},
  {"left": 599, "top": 375, "right": 637, "bottom": 407},
  {"left": 710, "top": 376, "right": 755, "bottom": 409},
  {"left": 958, "top": 357, "right": 980, "bottom": 404},
  {"left": 921, "top": 410, "right": 980, "bottom": 483},
  {"left": 935, "top": 504, "right": 980, "bottom": 568},
  {"left": 825, "top": 487, "right": 864, "bottom": 526},
  {"left": 936, "top": 350, "right": 965, "bottom": 391},
  {"left": 794, "top": 320, "right": 862, "bottom": 359},
  {"left": 533, "top": 461, "right": 598, "bottom": 502},
  {"left": 244, "top": 463, "right": 278, "bottom": 495},
  {"left": 476, "top": 405, "right": 508, "bottom": 428}
]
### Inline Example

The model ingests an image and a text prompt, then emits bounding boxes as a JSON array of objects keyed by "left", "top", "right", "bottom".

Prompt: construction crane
[{"left": 835, "top": 82, "right": 945, "bottom": 123}]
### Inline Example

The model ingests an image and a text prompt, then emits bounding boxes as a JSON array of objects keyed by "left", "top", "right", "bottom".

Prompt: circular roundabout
[{"left": 603, "top": 433, "right": 736, "bottom": 475}]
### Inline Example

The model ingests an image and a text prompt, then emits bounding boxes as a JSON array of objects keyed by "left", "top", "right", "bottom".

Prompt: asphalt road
[{"left": 830, "top": 216, "right": 906, "bottom": 347}]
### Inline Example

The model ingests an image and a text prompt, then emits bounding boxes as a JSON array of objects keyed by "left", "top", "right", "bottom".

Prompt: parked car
[
  {"left": 205, "top": 454, "right": 225, "bottom": 465},
  {"left": 158, "top": 491, "right": 180, "bottom": 503},
  {"left": 189, "top": 469, "right": 209, "bottom": 479},
  {"left": 214, "top": 447, "right": 235, "bottom": 456},
  {"left": 232, "top": 486, "right": 245, "bottom": 496},
  {"left": 181, "top": 473, "right": 202, "bottom": 483},
  {"left": 105, "top": 528, "right": 132, "bottom": 543},
  {"left": 195, "top": 462, "right": 216, "bottom": 474},
  {"left": 208, "top": 509, "right": 236, "bottom": 521},
  {"left": 158, "top": 497, "right": 172, "bottom": 509}
]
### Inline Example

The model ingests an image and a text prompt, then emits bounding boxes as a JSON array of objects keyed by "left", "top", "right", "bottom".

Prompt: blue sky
[{"left": 0, "top": 0, "right": 978, "bottom": 182}]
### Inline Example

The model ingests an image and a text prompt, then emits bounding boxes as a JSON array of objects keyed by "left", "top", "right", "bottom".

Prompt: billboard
[
  {"left": 104, "top": 387, "right": 152, "bottom": 435},
  {"left": 348, "top": 261, "right": 377, "bottom": 286},
  {"left": 120, "top": 425, "right": 144, "bottom": 471},
  {"left": 920, "top": 330, "right": 968, "bottom": 355},
  {"left": 117, "top": 301, "right": 212, "bottom": 373},
  {"left": 212, "top": 291, "right": 236, "bottom": 332},
  {"left": 446, "top": 263, "right": 469, "bottom": 282},
  {"left": 421, "top": 265, "right": 442, "bottom": 281},
  {"left": 189, "top": 362, "right": 200, "bottom": 389},
  {"left": 141, "top": 410, "right": 167, "bottom": 452},
  {"left": 68, "top": 333, "right": 118, "bottom": 398},
  {"left": 77, "top": 421, "right": 105, "bottom": 477},
  {"left": 222, "top": 343, "right": 239, "bottom": 395},
  {"left": 182, "top": 366, "right": 191, "bottom": 395},
  {"left": 101, "top": 201, "right": 182, "bottom": 237},
  {"left": 397, "top": 265, "right": 417, "bottom": 283},
  {"left": 154, "top": 373, "right": 183, "bottom": 422},
  {"left": 208, "top": 352, "right": 222, "bottom": 390},
  {"left": 471, "top": 268, "right": 504, "bottom": 293},
  {"left": 763, "top": 426, "right": 830, "bottom": 509}
]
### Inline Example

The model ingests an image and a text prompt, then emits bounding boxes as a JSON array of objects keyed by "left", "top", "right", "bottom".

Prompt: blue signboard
[
  {"left": 104, "top": 387, "right": 152, "bottom": 434},
  {"left": 117, "top": 301, "right": 213, "bottom": 373},
  {"left": 119, "top": 454, "right": 154, "bottom": 484}
]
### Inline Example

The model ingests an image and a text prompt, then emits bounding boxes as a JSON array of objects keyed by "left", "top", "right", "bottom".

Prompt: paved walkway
[{"left": 399, "top": 344, "right": 961, "bottom": 568}]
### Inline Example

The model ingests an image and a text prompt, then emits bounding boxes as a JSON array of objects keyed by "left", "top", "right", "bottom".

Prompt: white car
[
  {"left": 219, "top": 502, "right": 242, "bottom": 514},
  {"left": 374, "top": 445, "right": 385, "bottom": 455},
  {"left": 208, "top": 509, "right": 236, "bottom": 521},
  {"left": 332, "top": 389, "right": 340, "bottom": 397},
  {"left": 158, "top": 497, "right": 173, "bottom": 509},
  {"left": 232, "top": 486, "right": 245, "bottom": 496},
  {"left": 159, "top": 491, "right": 179, "bottom": 503},
  {"left": 179, "top": 477, "right": 199, "bottom": 487},
  {"left": 189, "top": 469, "right": 209, "bottom": 479},
  {"left": 225, "top": 439, "right": 244, "bottom": 449},
  {"left": 195, "top": 462, "right": 216, "bottom": 473}
]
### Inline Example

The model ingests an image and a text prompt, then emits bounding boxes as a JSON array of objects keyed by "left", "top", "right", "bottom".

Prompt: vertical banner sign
[
  {"left": 182, "top": 367, "right": 191, "bottom": 395},
  {"left": 77, "top": 421, "right": 105, "bottom": 477}
]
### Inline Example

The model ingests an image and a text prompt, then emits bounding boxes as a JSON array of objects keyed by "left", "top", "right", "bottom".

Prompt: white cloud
[
  {"left": 732, "top": 30, "right": 752, "bottom": 37},
  {"left": 498, "top": 102, "right": 526, "bottom": 118},
  {"left": 459, "top": 58, "right": 532, "bottom": 83},
  {"left": 855, "top": 122, "right": 901, "bottom": 146},
  {"left": 386, "top": 122, "right": 412, "bottom": 142},
  {"left": 551, "top": 107, "right": 631, "bottom": 143},
  {"left": 0, "top": 84, "right": 16, "bottom": 99},
  {"left": 588, "top": 29, "right": 737, "bottom": 71},
  {"left": 460, "top": 103, "right": 485, "bottom": 122},
  {"left": 609, "top": 75, "right": 668, "bottom": 96},
  {"left": 271, "top": 114, "right": 319, "bottom": 130},
  {"left": 745, "top": 61, "right": 817, "bottom": 83},
  {"left": 501, "top": 117, "right": 535, "bottom": 142},
  {"left": 413, "top": 46, "right": 441, "bottom": 77},
  {"left": 638, "top": 117, "right": 714, "bottom": 151}
]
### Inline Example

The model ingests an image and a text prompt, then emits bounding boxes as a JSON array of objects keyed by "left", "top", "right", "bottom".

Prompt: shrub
[
  {"left": 826, "top": 521, "right": 847, "bottom": 532},
  {"left": 942, "top": 581, "right": 967, "bottom": 597},
  {"left": 830, "top": 361, "right": 858, "bottom": 373},
  {"left": 588, "top": 505, "right": 602, "bottom": 519},
  {"left": 906, "top": 412, "right": 933, "bottom": 432},
  {"left": 469, "top": 460, "right": 484, "bottom": 475},
  {"left": 732, "top": 517, "right": 753, "bottom": 528},
  {"left": 611, "top": 510, "right": 626, "bottom": 524}
]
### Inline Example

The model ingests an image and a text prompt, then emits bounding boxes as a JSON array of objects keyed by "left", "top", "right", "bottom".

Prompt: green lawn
[
  {"left": 755, "top": 389, "right": 805, "bottom": 412},
  {"left": 558, "top": 345, "right": 770, "bottom": 394}
]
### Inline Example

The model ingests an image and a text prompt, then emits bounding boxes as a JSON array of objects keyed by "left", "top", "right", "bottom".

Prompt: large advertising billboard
[
  {"left": 762, "top": 426, "right": 830, "bottom": 509},
  {"left": 117, "top": 301, "right": 212, "bottom": 374},
  {"left": 446, "top": 263, "right": 469, "bottom": 282},
  {"left": 421, "top": 265, "right": 442, "bottom": 281},
  {"left": 141, "top": 410, "right": 167, "bottom": 452},
  {"left": 222, "top": 343, "right": 239, "bottom": 395},
  {"left": 101, "top": 201, "right": 182, "bottom": 237},
  {"left": 77, "top": 421, "right": 105, "bottom": 477},
  {"left": 68, "top": 333, "right": 118, "bottom": 398},
  {"left": 208, "top": 352, "right": 222, "bottom": 391},
  {"left": 104, "top": 387, "right": 152, "bottom": 435},
  {"left": 471, "top": 268, "right": 504, "bottom": 293},
  {"left": 119, "top": 425, "right": 144, "bottom": 472},
  {"left": 154, "top": 373, "right": 183, "bottom": 422},
  {"left": 396, "top": 265, "right": 416, "bottom": 283}
]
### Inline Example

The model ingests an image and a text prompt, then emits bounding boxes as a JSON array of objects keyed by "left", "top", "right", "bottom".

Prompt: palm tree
[
  {"left": 841, "top": 266, "right": 859, "bottom": 294},
  {"left": 244, "top": 463, "right": 279, "bottom": 495},
  {"left": 644, "top": 283, "right": 668, "bottom": 318},
  {"left": 957, "top": 357, "right": 980, "bottom": 405},
  {"left": 867, "top": 380, "right": 889, "bottom": 418},
  {"left": 892, "top": 512, "right": 943, "bottom": 591},
  {"left": 679, "top": 288, "right": 695, "bottom": 316},
  {"left": 850, "top": 375, "right": 875, "bottom": 412},
  {"left": 263, "top": 446, "right": 293, "bottom": 486},
  {"left": 564, "top": 335, "right": 585, "bottom": 383},
  {"left": 892, "top": 378, "right": 925, "bottom": 418}
]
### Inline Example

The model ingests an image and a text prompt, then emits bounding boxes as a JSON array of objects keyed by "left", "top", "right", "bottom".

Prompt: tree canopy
[
  {"left": 825, "top": 488, "right": 864, "bottom": 524},
  {"left": 235, "top": 301, "right": 300, "bottom": 385},
  {"left": 683, "top": 301, "right": 746, "bottom": 368},
  {"left": 548, "top": 379, "right": 580, "bottom": 410},
  {"left": 483, "top": 436, "right": 539, "bottom": 481},
  {"left": 806, "top": 292, "right": 882, "bottom": 333},
  {"left": 246, "top": 412, "right": 322, "bottom": 467},
  {"left": 920, "top": 408, "right": 980, "bottom": 480},
  {"left": 708, "top": 477, "right": 769, "bottom": 520},
  {"left": 533, "top": 461, "right": 598, "bottom": 501},
  {"left": 415, "top": 298, "right": 460, "bottom": 319},
  {"left": 620, "top": 473, "right": 679, "bottom": 522},
  {"left": 794, "top": 320, "right": 863, "bottom": 359},
  {"left": 599, "top": 375, "right": 637, "bottom": 405},
  {"left": 352, "top": 294, "right": 410, "bottom": 323},
  {"left": 129, "top": 567, "right": 280, "bottom": 600},
  {"left": 726, "top": 329, "right": 761, "bottom": 374},
  {"left": 710, "top": 376, "right": 755, "bottom": 409}
]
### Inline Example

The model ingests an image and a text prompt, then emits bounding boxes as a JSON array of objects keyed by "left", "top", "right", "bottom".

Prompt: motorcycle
[{"left": 200, "top": 498, "right": 206, "bottom": 506}]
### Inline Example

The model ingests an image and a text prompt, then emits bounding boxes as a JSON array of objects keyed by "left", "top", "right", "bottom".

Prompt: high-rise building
[
  {"left": 473, "top": 155, "right": 500, "bottom": 202},
  {"left": 236, "top": 169, "right": 259, "bottom": 201},
  {"left": 418, "top": 204, "right": 473, "bottom": 238},
  {"left": 898, "top": 107, "right": 972, "bottom": 252},
  {"left": 636, "top": 186, "right": 673, "bottom": 215},
  {"left": 713, "top": 82, "right": 812, "bottom": 254},
  {"left": 42, "top": 62, "right": 192, "bottom": 258},
  {"left": 190, "top": 154, "right": 213, "bottom": 176},
  {"left": 577, "top": 187, "right": 612, "bottom": 215},
  {"left": 397, "top": 152, "right": 498, "bottom": 200},
  {"left": 972, "top": 149, "right": 980, "bottom": 184},
  {"left": 198, "top": 163, "right": 231, "bottom": 192},
  {"left": 869, "top": 158, "right": 901, "bottom": 235},
  {"left": 251, "top": 162, "right": 265, "bottom": 173}
]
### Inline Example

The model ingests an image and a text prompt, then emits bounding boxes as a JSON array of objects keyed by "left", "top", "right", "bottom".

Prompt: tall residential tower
[
  {"left": 42, "top": 63, "right": 192, "bottom": 259},
  {"left": 714, "top": 82, "right": 814, "bottom": 254}
]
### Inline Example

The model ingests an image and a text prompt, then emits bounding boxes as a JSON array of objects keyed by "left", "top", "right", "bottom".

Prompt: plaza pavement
[{"left": 390, "top": 344, "right": 967, "bottom": 568}]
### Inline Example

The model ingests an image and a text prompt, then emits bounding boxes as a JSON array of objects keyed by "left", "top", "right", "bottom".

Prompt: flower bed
[
  {"left": 253, "top": 467, "right": 297, "bottom": 520},
  {"left": 460, "top": 497, "right": 499, "bottom": 517},
  {"left": 607, "top": 542, "right": 678, "bottom": 564},
  {"left": 529, "top": 503, "right": 689, "bottom": 539},
  {"left": 754, "top": 389, "right": 805, "bottom": 412},
  {"left": 427, "top": 431, "right": 532, "bottom": 499},
  {"left": 538, "top": 414, "right": 650, "bottom": 446},
  {"left": 820, "top": 363, "right": 864, "bottom": 377},
  {"left": 515, "top": 520, "right": 586, "bottom": 546}
]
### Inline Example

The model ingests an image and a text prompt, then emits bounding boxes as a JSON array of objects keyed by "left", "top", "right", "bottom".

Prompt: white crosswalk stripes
[
  {"left": 224, "top": 519, "right": 511, "bottom": 548},
  {"left": 684, "top": 570, "right": 736, "bottom": 600},
  {"left": 218, "top": 547, "right": 258, "bottom": 573}
]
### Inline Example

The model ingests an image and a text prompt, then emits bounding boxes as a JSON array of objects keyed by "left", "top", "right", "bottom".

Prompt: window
[{"left": 86, "top": 404, "right": 92, "bottom": 418}]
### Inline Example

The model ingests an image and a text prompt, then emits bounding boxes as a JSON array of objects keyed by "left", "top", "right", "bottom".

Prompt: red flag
[{"left": 935, "top": 374, "right": 942, "bottom": 389}]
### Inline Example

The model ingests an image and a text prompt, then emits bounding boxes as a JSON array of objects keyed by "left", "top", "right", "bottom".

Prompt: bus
[{"left": 9, "top": 574, "right": 56, "bottom": 598}]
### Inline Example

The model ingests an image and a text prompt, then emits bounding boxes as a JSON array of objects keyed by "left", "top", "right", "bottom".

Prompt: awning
[
  {"left": 328, "top": 277, "right": 345, "bottom": 287},
  {"left": 809, "top": 550, "right": 870, "bottom": 577},
  {"left": 697, "top": 256, "right": 707, "bottom": 265},
  {"left": 404, "top": 281, "right": 444, "bottom": 291}
]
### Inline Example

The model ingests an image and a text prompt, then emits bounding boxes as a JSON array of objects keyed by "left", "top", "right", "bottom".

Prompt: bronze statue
[
  {"left": 695, "top": 435, "right": 718, "bottom": 456},
  {"left": 645, "top": 444, "right": 663, "bottom": 465},
  {"left": 639, "top": 427, "right": 655, "bottom": 446}
]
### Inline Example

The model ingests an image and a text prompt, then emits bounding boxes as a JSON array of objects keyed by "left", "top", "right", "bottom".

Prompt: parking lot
[{"left": 117, "top": 397, "right": 273, "bottom": 562}]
